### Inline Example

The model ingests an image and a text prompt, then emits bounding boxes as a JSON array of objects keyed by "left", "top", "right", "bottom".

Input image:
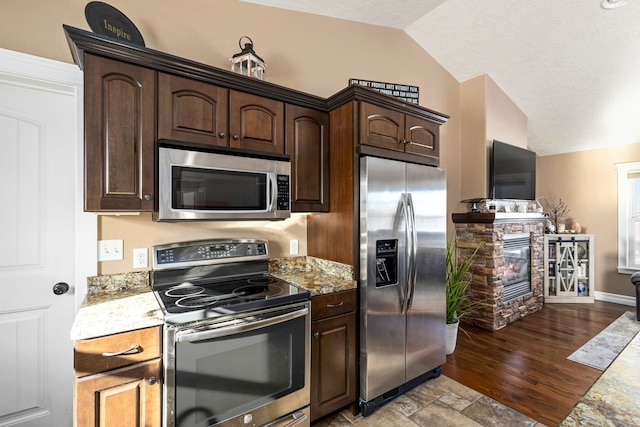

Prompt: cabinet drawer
[
  {"left": 75, "top": 326, "right": 161, "bottom": 377},
  {"left": 312, "top": 290, "right": 357, "bottom": 320}
]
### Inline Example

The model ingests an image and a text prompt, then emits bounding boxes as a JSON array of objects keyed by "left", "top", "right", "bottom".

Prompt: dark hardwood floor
[{"left": 442, "top": 300, "right": 631, "bottom": 426}]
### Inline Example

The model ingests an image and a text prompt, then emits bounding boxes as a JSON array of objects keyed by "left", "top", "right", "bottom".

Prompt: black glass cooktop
[
  {"left": 150, "top": 239, "right": 310, "bottom": 324},
  {"left": 157, "top": 274, "right": 296, "bottom": 312},
  {"left": 153, "top": 273, "right": 309, "bottom": 324}
]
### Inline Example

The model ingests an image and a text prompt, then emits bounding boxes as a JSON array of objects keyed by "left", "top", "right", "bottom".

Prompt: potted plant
[{"left": 446, "top": 236, "right": 481, "bottom": 354}]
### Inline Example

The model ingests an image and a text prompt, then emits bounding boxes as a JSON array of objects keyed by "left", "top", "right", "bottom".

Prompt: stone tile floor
[{"left": 312, "top": 375, "right": 546, "bottom": 427}]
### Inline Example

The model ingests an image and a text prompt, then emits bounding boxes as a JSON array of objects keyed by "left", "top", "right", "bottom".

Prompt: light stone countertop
[
  {"left": 70, "top": 271, "right": 163, "bottom": 341},
  {"left": 71, "top": 257, "right": 355, "bottom": 341},
  {"left": 269, "top": 256, "right": 356, "bottom": 296},
  {"left": 71, "top": 291, "right": 163, "bottom": 341}
]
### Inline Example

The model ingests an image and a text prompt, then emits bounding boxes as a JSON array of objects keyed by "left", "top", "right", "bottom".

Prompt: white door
[{"left": 0, "top": 49, "right": 95, "bottom": 427}]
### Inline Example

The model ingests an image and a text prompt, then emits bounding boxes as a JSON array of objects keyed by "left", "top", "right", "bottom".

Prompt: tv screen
[{"left": 490, "top": 140, "right": 536, "bottom": 200}]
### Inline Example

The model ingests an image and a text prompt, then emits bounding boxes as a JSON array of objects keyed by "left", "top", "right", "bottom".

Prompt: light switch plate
[
  {"left": 290, "top": 240, "right": 299, "bottom": 255},
  {"left": 98, "top": 240, "right": 123, "bottom": 261}
]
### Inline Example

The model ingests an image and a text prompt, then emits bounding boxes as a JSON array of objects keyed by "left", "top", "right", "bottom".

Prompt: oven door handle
[{"left": 175, "top": 306, "right": 309, "bottom": 343}]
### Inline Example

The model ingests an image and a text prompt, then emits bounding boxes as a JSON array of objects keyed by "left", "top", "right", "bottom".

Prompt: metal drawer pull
[
  {"left": 327, "top": 301, "right": 344, "bottom": 308},
  {"left": 102, "top": 344, "right": 144, "bottom": 357}
]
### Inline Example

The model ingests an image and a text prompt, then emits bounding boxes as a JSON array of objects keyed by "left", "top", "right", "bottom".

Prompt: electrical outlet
[
  {"left": 98, "top": 240, "right": 123, "bottom": 261},
  {"left": 133, "top": 248, "right": 148, "bottom": 269},
  {"left": 290, "top": 240, "right": 299, "bottom": 255}
]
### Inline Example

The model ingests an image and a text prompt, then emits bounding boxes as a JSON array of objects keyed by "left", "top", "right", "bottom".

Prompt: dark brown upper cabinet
[
  {"left": 360, "top": 102, "right": 439, "bottom": 160},
  {"left": 157, "top": 73, "right": 229, "bottom": 147},
  {"left": 158, "top": 74, "right": 285, "bottom": 155},
  {"left": 229, "top": 91, "right": 285, "bottom": 154},
  {"left": 84, "top": 54, "right": 156, "bottom": 212},
  {"left": 286, "top": 105, "right": 330, "bottom": 212}
]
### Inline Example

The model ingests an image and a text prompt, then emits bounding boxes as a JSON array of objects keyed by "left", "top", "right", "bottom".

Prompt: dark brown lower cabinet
[{"left": 310, "top": 290, "right": 357, "bottom": 421}]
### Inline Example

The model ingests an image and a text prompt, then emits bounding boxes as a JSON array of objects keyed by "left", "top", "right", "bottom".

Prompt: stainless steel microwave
[{"left": 155, "top": 143, "right": 291, "bottom": 221}]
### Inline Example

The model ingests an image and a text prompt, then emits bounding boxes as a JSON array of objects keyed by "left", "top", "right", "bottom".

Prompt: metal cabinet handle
[
  {"left": 326, "top": 301, "right": 344, "bottom": 308},
  {"left": 148, "top": 376, "right": 157, "bottom": 386},
  {"left": 102, "top": 344, "right": 144, "bottom": 357},
  {"left": 143, "top": 194, "right": 152, "bottom": 201},
  {"left": 233, "top": 134, "right": 240, "bottom": 140},
  {"left": 218, "top": 132, "right": 226, "bottom": 138}
]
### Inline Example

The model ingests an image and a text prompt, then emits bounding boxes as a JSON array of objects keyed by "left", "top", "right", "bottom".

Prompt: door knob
[{"left": 53, "top": 282, "right": 70, "bottom": 295}]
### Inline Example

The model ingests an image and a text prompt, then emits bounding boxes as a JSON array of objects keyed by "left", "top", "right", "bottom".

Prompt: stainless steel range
[{"left": 151, "top": 239, "right": 311, "bottom": 427}]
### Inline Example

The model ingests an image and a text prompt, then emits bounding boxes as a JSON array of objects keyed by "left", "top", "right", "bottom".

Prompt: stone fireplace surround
[{"left": 452, "top": 213, "right": 545, "bottom": 331}]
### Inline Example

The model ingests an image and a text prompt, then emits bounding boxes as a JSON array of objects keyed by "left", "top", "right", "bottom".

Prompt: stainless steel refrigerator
[{"left": 359, "top": 156, "right": 446, "bottom": 415}]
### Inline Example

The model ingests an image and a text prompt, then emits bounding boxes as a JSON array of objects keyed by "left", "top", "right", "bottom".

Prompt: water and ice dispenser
[{"left": 375, "top": 239, "right": 398, "bottom": 287}]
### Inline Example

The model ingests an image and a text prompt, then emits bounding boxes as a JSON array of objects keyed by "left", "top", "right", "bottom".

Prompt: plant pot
[{"left": 446, "top": 321, "right": 459, "bottom": 355}]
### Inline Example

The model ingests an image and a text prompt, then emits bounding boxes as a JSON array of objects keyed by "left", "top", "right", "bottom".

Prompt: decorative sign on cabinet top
[
  {"left": 349, "top": 78, "right": 419, "bottom": 105},
  {"left": 84, "top": 2, "right": 145, "bottom": 46}
]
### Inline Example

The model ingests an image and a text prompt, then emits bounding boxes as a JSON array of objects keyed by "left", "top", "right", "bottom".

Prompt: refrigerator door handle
[
  {"left": 406, "top": 192, "right": 418, "bottom": 311},
  {"left": 400, "top": 193, "right": 411, "bottom": 314}
]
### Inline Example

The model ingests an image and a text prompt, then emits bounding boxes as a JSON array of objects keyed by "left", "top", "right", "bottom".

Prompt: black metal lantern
[{"left": 230, "top": 36, "right": 266, "bottom": 80}]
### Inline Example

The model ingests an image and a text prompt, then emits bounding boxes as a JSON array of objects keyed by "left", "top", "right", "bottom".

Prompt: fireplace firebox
[{"left": 503, "top": 233, "right": 531, "bottom": 301}]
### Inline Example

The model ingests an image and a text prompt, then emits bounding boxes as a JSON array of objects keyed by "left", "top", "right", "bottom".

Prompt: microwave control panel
[{"left": 277, "top": 175, "right": 290, "bottom": 211}]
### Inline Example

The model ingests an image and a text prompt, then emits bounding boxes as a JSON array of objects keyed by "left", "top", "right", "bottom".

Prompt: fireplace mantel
[{"left": 452, "top": 212, "right": 546, "bottom": 224}]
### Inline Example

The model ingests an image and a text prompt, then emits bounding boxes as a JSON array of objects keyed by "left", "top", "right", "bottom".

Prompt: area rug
[{"left": 567, "top": 311, "right": 640, "bottom": 370}]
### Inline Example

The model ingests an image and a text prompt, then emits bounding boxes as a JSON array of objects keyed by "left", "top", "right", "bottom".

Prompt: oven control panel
[{"left": 152, "top": 239, "right": 269, "bottom": 269}]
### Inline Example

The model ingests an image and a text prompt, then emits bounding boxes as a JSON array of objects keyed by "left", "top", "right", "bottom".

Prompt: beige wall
[
  {"left": 459, "top": 76, "right": 487, "bottom": 201},
  {"left": 0, "top": 0, "right": 461, "bottom": 274},
  {"left": 459, "top": 75, "right": 528, "bottom": 202},
  {"left": 537, "top": 144, "right": 640, "bottom": 298},
  {"left": 485, "top": 77, "right": 528, "bottom": 150}
]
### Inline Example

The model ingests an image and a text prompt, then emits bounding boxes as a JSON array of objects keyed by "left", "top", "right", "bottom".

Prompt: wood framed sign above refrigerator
[{"left": 349, "top": 78, "right": 419, "bottom": 105}]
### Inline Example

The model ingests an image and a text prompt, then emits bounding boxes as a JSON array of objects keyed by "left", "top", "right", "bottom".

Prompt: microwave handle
[{"left": 268, "top": 173, "right": 277, "bottom": 212}]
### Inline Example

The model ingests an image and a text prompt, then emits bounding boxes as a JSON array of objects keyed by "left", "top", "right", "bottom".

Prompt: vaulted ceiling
[{"left": 241, "top": 0, "right": 640, "bottom": 156}]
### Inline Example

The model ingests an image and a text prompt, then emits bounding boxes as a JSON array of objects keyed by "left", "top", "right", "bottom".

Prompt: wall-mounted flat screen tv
[{"left": 490, "top": 140, "right": 536, "bottom": 200}]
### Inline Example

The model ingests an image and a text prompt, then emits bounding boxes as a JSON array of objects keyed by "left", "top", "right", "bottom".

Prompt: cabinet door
[
  {"left": 556, "top": 241, "right": 579, "bottom": 296},
  {"left": 286, "top": 105, "right": 329, "bottom": 212},
  {"left": 229, "top": 91, "right": 285, "bottom": 154},
  {"left": 157, "top": 73, "right": 229, "bottom": 147},
  {"left": 310, "top": 312, "right": 356, "bottom": 421},
  {"left": 75, "top": 358, "right": 161, "bottom": 427},
  {"left": 405, "top": 115, "right": 439, "bottom": 158},
  {"left": 544, "top": 234, "right": 594, "bottom": 302},
  {"left": 360, "top": 102, "right": 405, "bottom": 152},
  {"left": 84, "top": 54, "right": 156, "bottom": 211}
]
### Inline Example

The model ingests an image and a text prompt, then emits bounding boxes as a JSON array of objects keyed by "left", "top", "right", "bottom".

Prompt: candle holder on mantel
[{"left": 462, "top": 198, "right": 483, "bottom": 213}]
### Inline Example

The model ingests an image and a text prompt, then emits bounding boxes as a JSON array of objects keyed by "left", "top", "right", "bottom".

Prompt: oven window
[
  {"left": 172, "top": 166, "right": 267, "bottom": 211},
  {"left": 175, "top": 315, "right": 306, "bottom": 427}
]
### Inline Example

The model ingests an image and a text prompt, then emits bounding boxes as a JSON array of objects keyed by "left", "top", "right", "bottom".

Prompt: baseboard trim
[{"left": 595, "top": 291, "right": 635, "bottom": 306}]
